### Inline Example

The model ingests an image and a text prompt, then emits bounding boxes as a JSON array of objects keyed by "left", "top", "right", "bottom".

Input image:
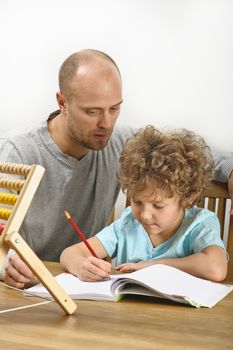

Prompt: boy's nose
[{"left": 140, "top": 208, "right": 153, "bottom": 222}]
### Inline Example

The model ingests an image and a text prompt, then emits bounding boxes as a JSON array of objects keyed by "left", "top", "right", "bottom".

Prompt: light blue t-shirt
[{"left": 96, "top": 206, "right": 225, "bottom": 266}]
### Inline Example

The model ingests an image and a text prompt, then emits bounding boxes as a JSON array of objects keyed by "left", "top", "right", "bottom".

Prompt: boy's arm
[
  {"left": 116, "top": 245, "right": 227, "bottom": 282},
  {"left": 60, "top": 236, "right": 111, "bottom": 281},
  {"left": 153, "top": 245, "right": 227, "bottom": 281}
]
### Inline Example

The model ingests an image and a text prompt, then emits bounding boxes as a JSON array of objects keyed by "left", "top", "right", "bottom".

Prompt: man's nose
[{"left": 97, "top": 111, "right": 113, "bottom": 129}]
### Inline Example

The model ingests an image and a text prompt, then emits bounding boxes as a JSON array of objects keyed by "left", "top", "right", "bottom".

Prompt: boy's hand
[
  {"left": 115, "top": 261, "right": 153, "bottom": 273},
  {"left": 77, "top": 256, "right": 111, "bottom": 281},
  {"left": 3, "top": 253, "right": 35, "bottom": 289}
]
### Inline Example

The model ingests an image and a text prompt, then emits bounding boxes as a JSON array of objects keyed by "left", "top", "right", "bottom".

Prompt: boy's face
[{"left": 131, "top": 185, "right": 185, "bottom": 246}]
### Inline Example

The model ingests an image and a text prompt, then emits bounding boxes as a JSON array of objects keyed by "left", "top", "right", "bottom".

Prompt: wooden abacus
[{"left": 0, "top": 162, "right": 77, "bottom": 315}]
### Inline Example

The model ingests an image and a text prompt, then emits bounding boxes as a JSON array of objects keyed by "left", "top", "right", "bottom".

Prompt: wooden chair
[{"left": 197, "top": 180, "right": 233, "bottom": 280}]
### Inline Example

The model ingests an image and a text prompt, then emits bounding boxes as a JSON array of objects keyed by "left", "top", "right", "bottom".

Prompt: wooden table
[{"left": 0, "top": 262, "right": 232, "bottom": 350}]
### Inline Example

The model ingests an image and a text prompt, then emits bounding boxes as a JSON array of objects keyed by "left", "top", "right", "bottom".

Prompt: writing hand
[{"left": 77, "top": 256, "right": 111, "bottom": 282}]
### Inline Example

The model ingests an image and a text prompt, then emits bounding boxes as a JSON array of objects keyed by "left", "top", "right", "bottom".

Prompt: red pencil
[{"left": 64, "top": 210, "right": 98, "bottom": 258}]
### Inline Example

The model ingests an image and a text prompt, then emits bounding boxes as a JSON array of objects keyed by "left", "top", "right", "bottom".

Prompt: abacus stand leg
[{"left": 5, "top": 231, "right": 77, "bottom": 315}]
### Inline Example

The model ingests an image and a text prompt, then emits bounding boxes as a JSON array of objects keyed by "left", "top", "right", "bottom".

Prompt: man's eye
[
  {"left": 111, "top": 106, "right": 120, "bottom": 112},
  {"left": 87, "top": 109, "right": 99, "bottom": 115}
]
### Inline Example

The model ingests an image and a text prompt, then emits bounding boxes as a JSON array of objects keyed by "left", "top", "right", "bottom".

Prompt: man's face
[{"left": 62, "top": 63, "right": 122, "bottom": 153}]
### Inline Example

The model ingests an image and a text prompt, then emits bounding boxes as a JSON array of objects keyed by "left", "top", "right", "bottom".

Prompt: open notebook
[{"left": 25, "top": 264, "right": 233, "bottom": 308}]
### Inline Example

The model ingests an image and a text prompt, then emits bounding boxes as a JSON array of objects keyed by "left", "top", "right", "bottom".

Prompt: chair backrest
[{"left": 197, "top": 181, "right": 233, "bottom": 280}]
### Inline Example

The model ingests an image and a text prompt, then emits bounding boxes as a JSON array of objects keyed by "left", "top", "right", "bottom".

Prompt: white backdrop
[{"left": 0, "top": 0, "right": 232, "bottom": 151}]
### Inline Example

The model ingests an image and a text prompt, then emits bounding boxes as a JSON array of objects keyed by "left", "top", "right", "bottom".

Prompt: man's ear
[{"left": 56, "top": 92, "right": 67, "bottom": 112}]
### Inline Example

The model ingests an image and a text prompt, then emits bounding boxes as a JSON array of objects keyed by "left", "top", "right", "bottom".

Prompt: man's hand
[
  {"left": 0, "top": 224, "right": 5, "bottom": 234},
  {"left": 229, "top": 171, "right": 233, "bottom": 215},
  {"left": 3, "top": 253, "right": 35, "bottom": 288}
]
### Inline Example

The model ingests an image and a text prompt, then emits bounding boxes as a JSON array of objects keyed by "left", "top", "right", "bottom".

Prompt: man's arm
[
  {"left": 212, "top": 149, "right": 233, "bottom": 214},
  {"left": 228, "top": 171, "right": 233, "bottom": 214},
  {"left": 0, "top": 141, "right": 35, "bottom": 287}
]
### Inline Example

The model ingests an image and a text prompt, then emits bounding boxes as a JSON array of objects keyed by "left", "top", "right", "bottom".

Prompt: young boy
[{"left": 60, "top": 126, "right": 228, "bottom": 282}]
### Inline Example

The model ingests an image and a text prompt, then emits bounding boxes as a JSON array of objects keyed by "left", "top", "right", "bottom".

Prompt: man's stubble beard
[{"left": 68, "top": 124, "right": 112, "bottom": 151}]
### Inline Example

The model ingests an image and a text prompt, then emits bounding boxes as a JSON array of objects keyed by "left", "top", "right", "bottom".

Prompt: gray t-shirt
[{"left": 0, "top": 118, "right": 135, "bottom": 261}]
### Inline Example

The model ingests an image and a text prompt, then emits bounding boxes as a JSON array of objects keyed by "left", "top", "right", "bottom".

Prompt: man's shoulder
[
  {"left": 113, "top": 124, "right": 137, "bottom": 135},
  {"left": 0, "top": 120, "right": 46, "bottom": 145},
  {"left": 0, "top": 120, "right": 48, "bottom": 164},
  {"left": 110, "top": 124, "right": 137, "bottom": 144},
  {"left": 103, "top": 125, "right": 136, "bottom": 159}
]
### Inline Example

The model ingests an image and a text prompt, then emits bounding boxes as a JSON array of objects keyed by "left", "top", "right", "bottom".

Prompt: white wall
[{"left": 0, "top": 0, "right": 232, "bottom": 151}]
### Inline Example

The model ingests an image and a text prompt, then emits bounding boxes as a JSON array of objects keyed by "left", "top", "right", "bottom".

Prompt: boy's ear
[{"left": 188, "top": 192, "right": 201, "bottom": 207}]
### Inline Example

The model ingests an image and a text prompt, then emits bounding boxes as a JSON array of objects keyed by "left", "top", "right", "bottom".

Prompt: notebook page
[
  {"left": 111, "top": 264, "right": 233, "bottom": 307},
  {"left": 25, "top": 273, "right": 116, "bottom": 301}
]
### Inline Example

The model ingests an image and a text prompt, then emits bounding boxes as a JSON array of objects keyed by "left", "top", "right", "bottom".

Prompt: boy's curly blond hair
[{"left": 118, "top": 125, "right": 213, "bottom": 208}]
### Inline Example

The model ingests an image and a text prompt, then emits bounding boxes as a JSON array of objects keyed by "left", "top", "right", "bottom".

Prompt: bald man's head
[{"left": 58, "top": 49, "right": 121, "bottom": 100}]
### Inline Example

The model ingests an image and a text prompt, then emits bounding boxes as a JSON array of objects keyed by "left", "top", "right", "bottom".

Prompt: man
[{"left": 0, "top": 49, "right": 233, "bottom": 288}]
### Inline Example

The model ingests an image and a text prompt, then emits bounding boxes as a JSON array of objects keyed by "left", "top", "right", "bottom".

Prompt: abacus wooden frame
[{"left": 0, "top": 162, "right": 77, "bottom": 315}]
